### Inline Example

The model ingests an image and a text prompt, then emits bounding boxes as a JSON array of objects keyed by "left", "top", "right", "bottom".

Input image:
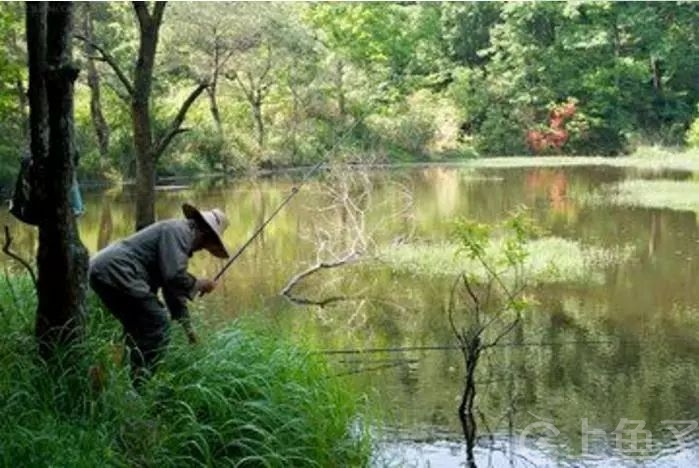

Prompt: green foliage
[
  {"left": 0, "top": 3, "right": 25, "bottom": 187},
  {"left": 605, "top": 178, "right": 699, "bottom": 213},
  {"left": 3, "top": 2, "right": 699, "bottom": 186},
  {"left": 0, "top": 275, "right": 370, "bottom": 467},
  {"left": 379, "top": 236, "right": 635, "bottom": 286},
  {"left": 454, "top": 2, "right": 699, "bottom": 156},
  {"left": 687, "top": 111, "right": 699, "bottom": 148}
]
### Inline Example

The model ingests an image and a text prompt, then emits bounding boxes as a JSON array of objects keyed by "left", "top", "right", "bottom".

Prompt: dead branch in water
[
  {"left": 281, "top": 160, "right": 415, "bottom": 309},
  {"left": 280, "top": 250, "right": 362, "bottom": 307}
]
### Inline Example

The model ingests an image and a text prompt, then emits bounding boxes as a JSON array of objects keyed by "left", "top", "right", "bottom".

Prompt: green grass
[
  {"left": 378, "top": 237, "right": 635, "bottom": 285},
  {"left": 0, "top": 275, "right": 371, "bottom": 468},
  {"left": 460, "top": 147, "right": 699, "bottom": 171},
  {"left": 605, "top": 178, "right": 699, "bottom": 213}
]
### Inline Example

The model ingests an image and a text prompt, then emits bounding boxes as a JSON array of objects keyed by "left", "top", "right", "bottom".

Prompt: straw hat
[{"left": 182, "top": 203, "right": 230, "bottom": 258}]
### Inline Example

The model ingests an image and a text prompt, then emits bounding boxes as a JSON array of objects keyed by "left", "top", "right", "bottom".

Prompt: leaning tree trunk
[{"left": 27, "top": 1, "right": 89, "bottom": 358}]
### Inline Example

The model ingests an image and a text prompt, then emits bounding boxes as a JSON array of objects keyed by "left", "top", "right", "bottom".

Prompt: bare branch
[
  {"left": 283, "top": 294, "right": 361, "bottom": 309},
  {"left": 483, "top": 316, "right": 520, "bottom": 350},
  {"left": 225, "top": 70, "right": 254, "bottom": 102},
  {"left": 258, "top": 43, "right": 273, "bottom": 93},
  {"left": 102, "top": 79, "right": 131, "bottom": 105},
  {"left": 476, "top": 251, "right": 518, "bottom": 304},
  {"left": 154, "top": 82, "right": 208, "bottom": 159},
  {"left": 461, "top": 274, "right": 481, "bottom": 321},
  {"left": 3, "top": 226, "right": 37, "bottom": 288},
  {"left": 74, "top": 34, "right": 134, "bottom": 96},
  {"left": 447, "top": 274, "right": 462, "bottom": 346},
  {"left": 280, "top": 251, "right": 361, "bottom": 307}
]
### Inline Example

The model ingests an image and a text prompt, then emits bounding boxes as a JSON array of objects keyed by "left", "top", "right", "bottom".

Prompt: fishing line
[{"left": 314, "top": 339, "right": 622, "bottom": 355}]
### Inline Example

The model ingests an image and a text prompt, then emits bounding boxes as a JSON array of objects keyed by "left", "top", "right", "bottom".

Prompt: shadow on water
[{"left": 1, "top": 164, "right": 698, "bottom": 466}]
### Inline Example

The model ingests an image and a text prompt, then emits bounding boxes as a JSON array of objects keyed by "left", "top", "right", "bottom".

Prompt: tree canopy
[{"left": 1, "top": 1, "right": 699, "bottom": 190}]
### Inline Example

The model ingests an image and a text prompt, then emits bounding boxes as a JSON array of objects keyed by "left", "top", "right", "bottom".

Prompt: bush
[
  {"left": 686, "top": 113, "right": 699, "bottom": 148},
  {"left": 0, "top": 275, "right": 370, "bottom": 467}
]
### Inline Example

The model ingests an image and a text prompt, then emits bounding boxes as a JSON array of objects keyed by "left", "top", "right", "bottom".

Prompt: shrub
[{"left": 686, "top": 113, "right": 699, "bottom": 148}]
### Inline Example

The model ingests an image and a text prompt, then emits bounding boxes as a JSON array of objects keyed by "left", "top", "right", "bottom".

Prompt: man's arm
[
  {"left": 158, "top": 222, "right": 217, "bottom": 343},
  {"left": 178, "top": 314, "right": 198, "bottom": 344},
  {"left": 163, "top": 278, "right": 217, "bottom": 344}
]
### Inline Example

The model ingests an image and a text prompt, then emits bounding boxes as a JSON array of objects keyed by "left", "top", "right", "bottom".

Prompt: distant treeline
[{"left": 1, "top": 2, "right": 699, "bottom": 185}]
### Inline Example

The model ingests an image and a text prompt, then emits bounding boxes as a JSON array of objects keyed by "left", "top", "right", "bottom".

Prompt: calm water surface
[{"left": 2, "top": 164, "right": 697, "bottom": 467}]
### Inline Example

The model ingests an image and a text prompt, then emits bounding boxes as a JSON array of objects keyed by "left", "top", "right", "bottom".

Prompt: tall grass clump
[{"left": 0, "top": 273, "right": 370, "bottom": 467}]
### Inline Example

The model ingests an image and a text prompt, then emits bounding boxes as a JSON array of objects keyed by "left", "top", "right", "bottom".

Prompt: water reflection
[{"left": 1, "top": 165, "right": 697, "bottom": 466}]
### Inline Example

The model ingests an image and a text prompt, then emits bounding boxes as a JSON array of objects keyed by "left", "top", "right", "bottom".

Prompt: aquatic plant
[
  {"left": 606, "top": 179, "right": 699, "bottom": 213},
  {"left": 378, "top": 237, "right": 635, "bottom": 285}
]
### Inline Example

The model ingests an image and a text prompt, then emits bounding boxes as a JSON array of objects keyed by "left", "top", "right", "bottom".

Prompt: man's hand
[
  {"left": 179, "top": 317, "right": 199, "bottom": 345},
  {"left": 187, "top": 330, "right": 199, "bottom": 345},
  {"left": 197, "top": 278, "right": 218, "bottom": 295}
]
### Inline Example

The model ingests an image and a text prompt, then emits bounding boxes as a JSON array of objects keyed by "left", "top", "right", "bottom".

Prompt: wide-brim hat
[{"left": 182, "top": 203, "right": 230, "bottom": 259}]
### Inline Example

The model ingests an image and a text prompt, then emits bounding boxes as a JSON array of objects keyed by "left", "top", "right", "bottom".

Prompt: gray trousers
[{"left": 89, "top": 275, "right": 170, "bottom": 386}]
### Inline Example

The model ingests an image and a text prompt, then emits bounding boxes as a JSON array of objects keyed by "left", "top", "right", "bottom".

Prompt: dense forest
[{"left": 2, "top": 1, "right": 699, "bottom": 187}]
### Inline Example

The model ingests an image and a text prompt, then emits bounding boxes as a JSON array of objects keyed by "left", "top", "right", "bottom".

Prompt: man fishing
[{"left": 89, "top": 203, "right": 229, "bottom": 387}]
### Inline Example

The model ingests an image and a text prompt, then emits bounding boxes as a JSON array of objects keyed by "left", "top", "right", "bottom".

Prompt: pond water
[{"left": 2, "top": 163, "right": 698, "bottom": 467}]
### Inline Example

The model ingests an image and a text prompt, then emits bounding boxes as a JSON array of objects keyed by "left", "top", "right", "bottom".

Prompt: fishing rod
[
  {"left": 211, "top": 159, "right": 323, "bottom": 283},
  {"left": 209, "top": 118, "right": 362, "bottom": 285}
]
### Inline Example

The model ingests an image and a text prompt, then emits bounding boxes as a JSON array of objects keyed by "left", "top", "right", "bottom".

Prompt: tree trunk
[
  {"left": 27, "top": 1, "right": 89, "bottom": 358},
  {"left": 207, "top": 80, "right": 227, "bottom": 174},
  {"left": 132, "top": 4, "right": 161, "bottom": 231},
  {"left": 133, "top": 99, "right": 156, "bottom": 231},
  {"left": 26, "top": 3, "right": 49, "bottom": 228},
  {"left": 82, "top": 3, "right": 110, "bottom": 161},
  {"left": 208, "top": 48, "right": 223, "bottom": 134},
  {"left": 336, "top": 60, "right": 346, "bottom": 118},
  {"left": 208, "top": 83, "right": 223, "bottom": 133},
  {"left": 289, "top": 76, "right": 300, "bottom": 164},
  {"left": 16, "top": 78, "right": 29, "bottom": 143},
  {"left": 458, "top": 338, "right": 480, "bottom": 468},
  {"left": 252, "top": 96, "right": 264, "bottom": 151},
  {"left": 651, "top": 56, "right": 662, "bottom": 92}
]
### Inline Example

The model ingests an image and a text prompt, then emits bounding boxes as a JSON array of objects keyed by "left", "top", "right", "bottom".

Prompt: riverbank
[
  {"left": 135, "top": 146, "right": 699, "bottom": 186},
  {"left": 0, "top": 276, "right": 371, "bottom": 467},
  {"left": 4, "top": 146, "right": 697, "bottom": 198}
]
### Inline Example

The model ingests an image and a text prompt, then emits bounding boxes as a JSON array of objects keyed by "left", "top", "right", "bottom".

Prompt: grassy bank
[
  {"left": 460, "top": 147, "right": 699, "bottom": 172},
  {"left": 0, "top": 276, "right": 370, "bottom": 467},
  {"left": 378, "top": 237, "right": 635, "bottom": 286}
]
